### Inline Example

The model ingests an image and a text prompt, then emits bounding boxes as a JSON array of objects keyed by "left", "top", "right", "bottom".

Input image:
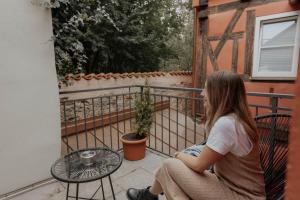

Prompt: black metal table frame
[
  {"left": 64, "top": 175, "right": 115, "bottom": 200},
  {"left": 51, "top": 148, "right": 123, "bottom": 200}
]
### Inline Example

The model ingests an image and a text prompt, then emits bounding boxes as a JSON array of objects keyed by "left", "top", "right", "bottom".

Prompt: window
[{"left": 252, "top": 11, "right": 300, "bottom": 80}]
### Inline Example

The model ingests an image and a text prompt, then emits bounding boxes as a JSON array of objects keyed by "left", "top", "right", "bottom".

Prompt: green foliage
[
  {"left": 48, "top": 0, "right": 191, "bottom": 79},
  {"left": 160, "top": 0, "right": 193, "bottom": 71},
  {"left": 134, "top": 82, "right": 154, "bottom": 138}
]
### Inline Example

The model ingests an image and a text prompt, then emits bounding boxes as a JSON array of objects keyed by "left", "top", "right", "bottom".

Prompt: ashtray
[{"left": 79, "top": 150, "right": 96, "bottom": 166}]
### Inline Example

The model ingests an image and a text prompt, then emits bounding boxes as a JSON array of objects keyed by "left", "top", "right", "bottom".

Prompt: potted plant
[{"left": 120, "top": 82, "right": 154, "bottom": 161}]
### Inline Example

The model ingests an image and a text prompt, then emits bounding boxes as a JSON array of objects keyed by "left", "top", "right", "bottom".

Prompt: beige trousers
[{"left": 154, "top": 158, "right": 246, "bottom": 200}]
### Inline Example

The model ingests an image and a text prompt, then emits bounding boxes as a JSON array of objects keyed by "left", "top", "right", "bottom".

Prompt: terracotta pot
[{"left": 120, "top": 134, "right": 147, "bottom": 161}]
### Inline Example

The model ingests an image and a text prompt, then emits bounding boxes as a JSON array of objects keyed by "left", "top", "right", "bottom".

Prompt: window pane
[
  {"left": 261, "top": 19, "right": 297, "bottom": 46},
  {"left": 259, "top": 47, "right": 294, "bottom": 72}
]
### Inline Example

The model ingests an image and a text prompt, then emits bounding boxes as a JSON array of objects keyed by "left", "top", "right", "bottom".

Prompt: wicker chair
[{"left": 255, "top": 113, "right": 291, "bottom": 200}]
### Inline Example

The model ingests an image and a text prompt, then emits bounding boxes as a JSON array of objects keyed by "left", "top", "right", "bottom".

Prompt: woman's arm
[{"left": 174, "top": 146, "right": 224, "bottom": 173}]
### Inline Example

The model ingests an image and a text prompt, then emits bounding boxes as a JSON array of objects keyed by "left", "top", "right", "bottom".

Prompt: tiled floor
[{"left": 6, "top": 150, "right": 168, "bottom": 200}]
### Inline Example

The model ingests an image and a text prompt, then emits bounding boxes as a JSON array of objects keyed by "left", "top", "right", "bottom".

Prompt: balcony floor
[{"left": 8, "top": 149, "right": 168, "bottom": 200}]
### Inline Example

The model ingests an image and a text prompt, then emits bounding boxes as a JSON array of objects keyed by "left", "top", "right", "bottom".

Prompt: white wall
[{"left": 0, "top": 0, "right": 60, "bottom": 195}]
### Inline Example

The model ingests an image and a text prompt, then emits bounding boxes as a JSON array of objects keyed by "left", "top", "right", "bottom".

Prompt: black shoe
[{"left": 126, "top": 186, "right": 158, "bottom": 200}]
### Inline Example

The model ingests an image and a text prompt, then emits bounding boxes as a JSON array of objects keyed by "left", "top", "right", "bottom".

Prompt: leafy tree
[
  {"left": 160, "top": 0, "right": 193, "bottom": 71},
  {"left": 45, "top": 0, "right": 190, "bottom": 79}
]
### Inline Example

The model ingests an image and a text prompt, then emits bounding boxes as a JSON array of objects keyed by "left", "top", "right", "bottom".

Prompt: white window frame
[{"left": 252, "top": 11, "right": 300, "bottom": 80}]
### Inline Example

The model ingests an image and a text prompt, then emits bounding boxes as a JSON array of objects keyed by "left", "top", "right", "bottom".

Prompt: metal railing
[{"left": 59, "top": 85, "right": 293, "bottom": 157}]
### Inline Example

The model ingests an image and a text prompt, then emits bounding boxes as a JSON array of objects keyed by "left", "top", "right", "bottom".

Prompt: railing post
[
  {"left": 129, "top": 86, "right": 132, "bottom": 131},
  {"left": 269, "top": 113, "right": 277, "bottom": 183},
  {"left": 140, "top": 85, "right": 144, "bottom": 96},
  {"left": 255, "top": 106, "right": 258, "bottom": 117},
  {"left": 271, "top": 97, "right": 278, "bottom": 114},
  {"left": 269, "top": 96, "right": 278, "bottom": 183}
]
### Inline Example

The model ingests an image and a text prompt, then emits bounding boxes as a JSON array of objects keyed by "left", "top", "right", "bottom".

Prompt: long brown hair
[{"left": 205, "top": 70, "right": 258, "bottom": 143}]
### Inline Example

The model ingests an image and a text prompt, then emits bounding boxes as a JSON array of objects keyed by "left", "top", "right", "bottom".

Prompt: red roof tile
[{"left": 65, "top": 71, "right": 192, "bottom": 81}]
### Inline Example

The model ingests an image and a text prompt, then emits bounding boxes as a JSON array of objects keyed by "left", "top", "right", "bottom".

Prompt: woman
[{"left": 126, "top": 71, "right": 266, "bottom": 200}]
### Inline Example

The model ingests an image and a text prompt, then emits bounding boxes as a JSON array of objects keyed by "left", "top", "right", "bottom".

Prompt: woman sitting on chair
[{"left": 126, "top": 70, "right": 266, "bottom": 200}]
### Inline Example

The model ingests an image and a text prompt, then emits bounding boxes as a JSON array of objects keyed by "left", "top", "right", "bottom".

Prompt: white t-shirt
[{"left": 206, "top": 115, "right": 253, "bottom": 157}]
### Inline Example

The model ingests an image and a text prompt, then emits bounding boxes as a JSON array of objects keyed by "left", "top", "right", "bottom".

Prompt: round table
[{"left": 51, "top": 148, "right": 123, "bottom": 200}]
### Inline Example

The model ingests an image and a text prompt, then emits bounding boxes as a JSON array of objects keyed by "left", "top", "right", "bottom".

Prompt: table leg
[
  {"left": 100, "top": 179, "right": 105, "bottom": 200},
  {"left": 76, "top": 183, "right": 79, "bottom": 200},
  {"left": 66, "top": 183, "right": 69, "bottom": 200},
  {"left": 108, "top": 176, "right": 115, "bottom": 200}
]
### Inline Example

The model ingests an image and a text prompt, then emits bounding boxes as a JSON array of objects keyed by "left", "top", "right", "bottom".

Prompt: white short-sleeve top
[{"left": 206, "top": 115, "right": 253, "bottom": 157}]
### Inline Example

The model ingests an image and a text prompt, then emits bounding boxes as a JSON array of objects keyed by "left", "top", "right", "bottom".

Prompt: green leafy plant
[
  {"left": 42, "top": 0, "right": 190, "bottom": 80},
  {"left": 134, "top": 82, "right": 154, "bottom": 139}
]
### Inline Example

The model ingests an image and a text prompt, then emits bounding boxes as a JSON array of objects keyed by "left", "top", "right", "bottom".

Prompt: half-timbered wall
[{"left": 192, "top": 0, "right": 300, "bottom": 115}]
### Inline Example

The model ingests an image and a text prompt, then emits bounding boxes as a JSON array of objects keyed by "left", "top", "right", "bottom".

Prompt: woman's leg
[
  {"left": 127, "top": 157, "right": 242, "bottom": 200},
  {"left": 154, "top": 158, "right": 191, "bottom": 200},
  {"left": 155, "top": 158, "right": 243, "bottom": 200},
  {"left": 149, "top": 179, "right": 163, "bottom": 195}
]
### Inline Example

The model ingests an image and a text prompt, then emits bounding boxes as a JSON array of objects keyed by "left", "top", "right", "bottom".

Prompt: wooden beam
[
  {"left": 244, "top": 10, "right": 256, "bottom": 76},
  {"left": 192, "top": 9, "right": 199, "bottom": 89},
  {"left": 232, "top": 39, "right": 239, "bottom": 73},
  {"left": 194, "top": 17, "right": 208, "bottom": 115},
  {"left": 214, "top": 8, "right": 245, "bottom": 59},
  {"left": 192, "top": 8, "right": 201, "bottom": 116},
  {"left": 205, "top": 36, "right": 220, "bottom": 71},
  {"left": 199, "top": 0, "right": 208, "bottom": 6},
  {"left": 199, "top": 19, "right": 208, "bottom": 88},
  {"left": 201, "top": 8, "right": 245, "bottom": 73},
  {"left": 208, "top": 31, "right": 244, "bottom": 41},
  {"left": 193, "top": 0, "right": 209, "bottom": 8},
  {"left": 194, "top": 15, "right": 205, "bottom": 88},
  {"left": 199, "top": 0, "right": 285, "bottom": 18}
]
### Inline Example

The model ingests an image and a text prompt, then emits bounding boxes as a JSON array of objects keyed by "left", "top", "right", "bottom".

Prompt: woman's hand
[
  {"left": 174, "top": 152, "right": 181, "bottom": 158},
  {"left": 174, "top": 146, "right": 224, "bottom": 173}
]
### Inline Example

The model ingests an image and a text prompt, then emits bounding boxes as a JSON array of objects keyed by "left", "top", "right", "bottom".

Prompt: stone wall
[{"left": 59, "top": 71, "right": 196, "bottom": 130}]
